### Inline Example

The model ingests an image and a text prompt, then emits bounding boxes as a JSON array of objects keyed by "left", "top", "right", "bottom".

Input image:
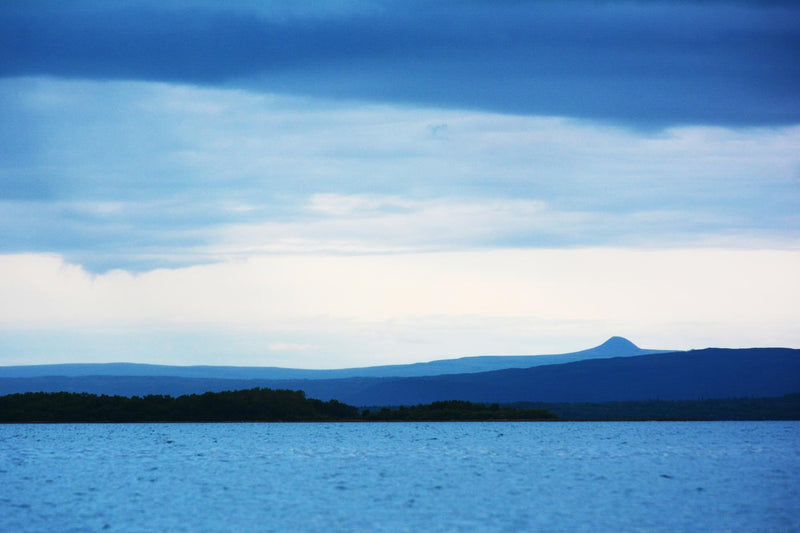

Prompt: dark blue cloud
[{"left": 1, "top": 1, "right": 798, "bottom": 127}]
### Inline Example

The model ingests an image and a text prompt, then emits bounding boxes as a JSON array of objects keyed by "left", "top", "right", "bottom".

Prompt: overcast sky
[{"left": 1, "top": 1, "right": 799, "bottom": 367}]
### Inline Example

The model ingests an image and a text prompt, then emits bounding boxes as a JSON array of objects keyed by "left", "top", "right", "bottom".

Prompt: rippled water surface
[{"left": 1, "top": 421, "right": 798, "bottom": 532}]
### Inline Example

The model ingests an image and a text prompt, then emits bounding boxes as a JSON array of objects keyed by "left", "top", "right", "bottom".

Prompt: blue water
[{"left": 1, "top": 422, "right": 798, "bottom": 532}]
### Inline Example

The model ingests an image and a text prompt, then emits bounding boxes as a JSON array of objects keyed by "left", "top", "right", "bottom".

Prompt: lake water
[{"left": 0, "top": 421, "right": 798, "bottom": 532}]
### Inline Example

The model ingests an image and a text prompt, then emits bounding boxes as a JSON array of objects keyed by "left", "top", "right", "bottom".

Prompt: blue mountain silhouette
[
  {"left": 1, "top": 341, "right": 798, "bottom": 406},
  {"left": 0, "top": 336, "right": 657, "bottom": 380}
]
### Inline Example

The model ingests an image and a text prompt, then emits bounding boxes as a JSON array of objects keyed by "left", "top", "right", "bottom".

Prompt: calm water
[{"left": 0, "top": 421, "right": 798, "bottom": 532}]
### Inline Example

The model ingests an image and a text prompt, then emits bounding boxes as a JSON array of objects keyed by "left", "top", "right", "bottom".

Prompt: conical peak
[
  {"left": 587, "top": 336, "right": 643, "bottom": 355},
  {"left": 600, "top": 336, "right": 639, "bottom": 349}
]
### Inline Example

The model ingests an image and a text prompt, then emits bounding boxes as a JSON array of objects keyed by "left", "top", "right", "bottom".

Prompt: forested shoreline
[
  {"left": 2, "top": 388, "right": 797, "bottom": 423},
  {"left": 513, "top": 393, "right": 800, "bottom": 421},
  {"left": 0, "top": 388, "right": 556, "bottom": 423}
]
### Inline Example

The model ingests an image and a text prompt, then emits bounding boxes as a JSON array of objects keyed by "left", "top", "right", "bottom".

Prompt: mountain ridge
[
  {"left": 0, "top": 336, "right": 661, "bottom": 380},
  {"left": 1, "top": 347, "right": 798, "bottom": 407}
]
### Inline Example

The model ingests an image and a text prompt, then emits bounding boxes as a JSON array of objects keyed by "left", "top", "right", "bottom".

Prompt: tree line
[
  {"left": 4, "top": 387, "right": 796, "bottom": 422},
  {"left": 0, "top": 388, "right": 557, "bottom": 423}
]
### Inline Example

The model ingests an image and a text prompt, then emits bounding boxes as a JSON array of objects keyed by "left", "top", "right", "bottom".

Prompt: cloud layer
[
  {"left": 2, "top": 78, "right": 798, "bottom": 271},
  {"left": 2, "top": 1, "right": 798, "bottom": 127}
]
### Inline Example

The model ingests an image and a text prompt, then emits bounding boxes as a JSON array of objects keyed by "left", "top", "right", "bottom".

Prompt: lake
[{"left": 1, "top": 421, "right": 798, "bottom": 532}]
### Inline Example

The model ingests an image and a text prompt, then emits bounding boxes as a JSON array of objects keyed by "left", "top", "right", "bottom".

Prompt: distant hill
[
  {"left": 0, "top": 336, "right": 660, "bottom": 380},
  {"left": 359, "top": 336, "right": 662, "bottom": 376},
  {"left": 1, "top": 347, "right": 798, "bottom": 407},
  {"left": 265, "top": 348, "right": 800, "bottom": 405}
]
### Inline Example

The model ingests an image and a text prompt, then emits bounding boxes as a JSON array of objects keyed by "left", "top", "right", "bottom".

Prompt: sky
[{"left": 1, "top": 0, "right": 799, "bottom": 368}]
